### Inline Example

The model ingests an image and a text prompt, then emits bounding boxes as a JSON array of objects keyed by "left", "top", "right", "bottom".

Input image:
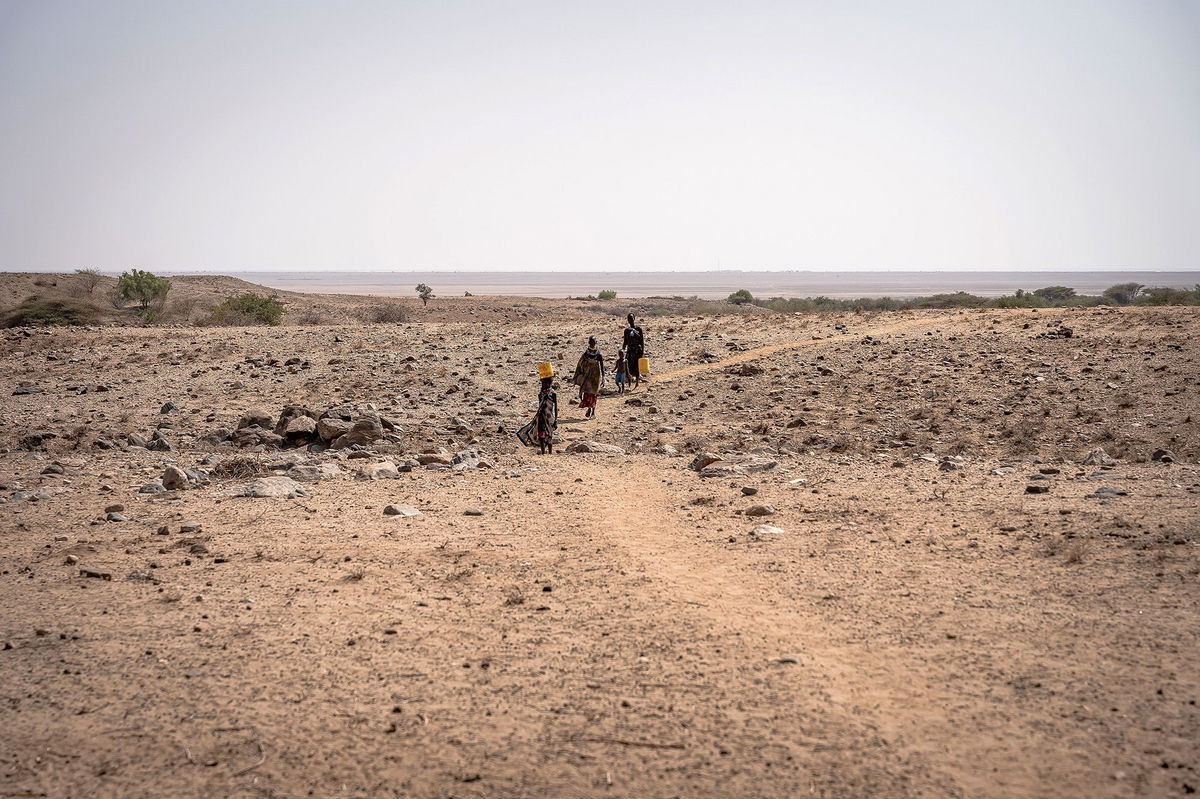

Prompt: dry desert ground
[{"left": 1, "top": 285, "right": 1197, "bottom": 798}]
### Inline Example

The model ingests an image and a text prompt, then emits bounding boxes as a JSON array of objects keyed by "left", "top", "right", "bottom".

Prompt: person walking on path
[
  {"left": 623, "top": 314, "right": 645, "bottom": 389},
  {"left": 516, "top": 376, "right": 558, "bottom": 454},
  {"left": 533, "top": 376, "right": 558, "bottom": 454},
  {"left": 572, "top": 336, "right": 605, "bottom": 419}
]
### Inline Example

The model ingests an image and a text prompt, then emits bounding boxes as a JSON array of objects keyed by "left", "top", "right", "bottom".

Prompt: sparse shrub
[
  {"left": 162, "top": 296, "right": 201, "bottom": 323},
  {"left": 598, "top": 289, "right": 617, "bottom": 300},
  {"left": 296, "top": 309, "right": 331, "bottom": 325},
  {"left": 32, "top": 276, "right": 56, "bottom": 288},
  {"left": 1063, "top": 539, "right": 1091, "bottom": 564},
  {"left": 206, "top": 293, "right": 285, "bottom": 326},
  {"left": 727, "top": 288, "right": 755, "bottom": 305},
  {"left": 3, "top": 297, "right": 100, "bottom": 327},
  {"left": 210, "top": 455, "right": 264, "bottom": 480},
  {"left": 367, "top": 303, "right": 409, "bottom": 323},
  {"left": 73, "top": 268, "right": 104, "bottom": 296},
  {"left": 117, "top": 269, "right": 171, "bottom": 310}
]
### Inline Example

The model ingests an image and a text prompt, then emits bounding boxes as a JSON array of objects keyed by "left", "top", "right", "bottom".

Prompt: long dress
[
  {"left": 623, "top": 325, "right": 644, "bottom": 379},
  {"left": 573, "top": 348, "right": 603, "bottom": 409},
  {"left": 534, "top": 387, "right": 557, "bottom": 444},
  {"left": 517, "top": 387, "right": 557, "bottom": 447}
]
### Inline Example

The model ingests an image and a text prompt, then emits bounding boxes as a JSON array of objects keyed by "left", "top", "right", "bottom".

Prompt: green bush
[
  {"left": 206, "top": 293, "right": 286, "bottom": 326},
  {"left": 598, "top": 289, "right": 617, "bottom": 300},
  {"left": 117, "top": 269, "right": 171, "bottom": 309},
  {"left": 1102, "top": 282, "right": 1143, "bottom": 306},
  {"left": 727, "top": 288, "right": 755, "bottom": 305},
  {"left": 1033, "top": 285, "right": 1076, "bottom": 303},
  {"left": 3, "top": 298, "right": 100, "bottom": 327},
  {"left": 1137, "top": 286, "right": 1199, "bottom": 306}
]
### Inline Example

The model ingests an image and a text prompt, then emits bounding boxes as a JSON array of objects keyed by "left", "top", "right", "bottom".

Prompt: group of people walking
[{"left": 518, "top": 314, "right": 646, "bottom": 455}]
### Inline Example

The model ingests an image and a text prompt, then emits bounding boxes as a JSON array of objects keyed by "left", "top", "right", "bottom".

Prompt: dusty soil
[{"left": 1, "top": 291, "right": 1197, "bottom": 798}]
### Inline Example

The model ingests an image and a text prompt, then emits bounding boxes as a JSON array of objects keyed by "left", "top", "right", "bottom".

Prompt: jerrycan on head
[{"left": 537, "top": 362, "right": 554, "bottom": 379}]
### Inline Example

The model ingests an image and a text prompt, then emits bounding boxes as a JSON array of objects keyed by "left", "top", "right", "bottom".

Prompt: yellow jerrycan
[
  {"left": 537, "top": 362, "right": 554, "bottom": 379},
  {"left": 638, "top": 356, "right": 650, "bottom": 376}
]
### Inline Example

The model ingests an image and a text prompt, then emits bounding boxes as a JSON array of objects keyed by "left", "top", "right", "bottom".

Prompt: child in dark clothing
[
  {"left": 614, "top": 349, "right": 628, "bottom": 394},
  {"left": 534, "top": 376, "right": 558, "bottom": 454}
]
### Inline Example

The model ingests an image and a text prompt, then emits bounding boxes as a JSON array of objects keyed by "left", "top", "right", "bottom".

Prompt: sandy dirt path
[{"left": 649, "top": 314, "right": 953, "bottom": 384}]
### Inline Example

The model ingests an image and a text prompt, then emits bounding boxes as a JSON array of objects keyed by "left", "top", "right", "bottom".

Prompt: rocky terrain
[{"left": 0, "top": 292, "right": 1197, "bottom": 798}]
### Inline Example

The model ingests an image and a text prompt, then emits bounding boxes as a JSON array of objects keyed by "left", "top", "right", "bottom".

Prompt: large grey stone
[{"left": 230, "top": 476, "right": 309, "bottom": 499}]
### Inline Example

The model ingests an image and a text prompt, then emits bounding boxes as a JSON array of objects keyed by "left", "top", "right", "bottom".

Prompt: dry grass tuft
[{"left": 210, "top": 455, "right": 264, "bottom": 480}]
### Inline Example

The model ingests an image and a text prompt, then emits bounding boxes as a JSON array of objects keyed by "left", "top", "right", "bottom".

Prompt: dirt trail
[
  {"left": 650, "top": 314, "right": 953, "bottom": 384},
  {"left": 582, "top": 307, "right": 1117, "bottom": 796}
]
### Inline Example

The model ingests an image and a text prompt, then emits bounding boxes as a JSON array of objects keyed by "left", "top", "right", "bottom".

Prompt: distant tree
[
  {"left": 415, "top": 283, "right": 434, "bottom": 306},
  {"left": 117, "top": 269, "right": 171, "bottom": 310},
  {"left": 74, "top": 268, "right": 103, "bottom": 294},
  {"left": 1033, "top": 286, "right": 1076, "bottom": 303},
  {"left": 727, "top": 288, "right": 754, "bottom": 305},
  {"left": 1102, "top": 282, "right": 1142, "bottom": 306},
  {"left": 598, "top": 289, "right": 617, "bottom": 300},
  {"left": 1138, "top": 287, "right": 1198, "bottom": 306}
]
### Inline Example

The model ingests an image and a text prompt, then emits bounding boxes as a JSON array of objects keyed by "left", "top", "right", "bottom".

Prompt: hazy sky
[{"left": 1, "top": 0, "right": 1198, "bottom": 272}]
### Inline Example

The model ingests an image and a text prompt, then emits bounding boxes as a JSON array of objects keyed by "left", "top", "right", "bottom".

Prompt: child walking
[
  {"left": 534, "top": 376, "right": 558, "bottom": 454},
  {"left": 614, "top": 349, "right": 628, "bottom": 394}
]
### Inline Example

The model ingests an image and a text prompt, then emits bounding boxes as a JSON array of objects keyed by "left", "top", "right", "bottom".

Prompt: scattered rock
[
  {"left": 745, "top": 504, "right": 776, "bottom": 517},
  {"left": 161, "top": 465, "right": 189, "bottom": 490},
  {"left": 749, "top": 524, "right": 785, "bottom": 536},
  {"left": 317, "top": 417, "right": 353, "bottom": 442},
  {"left": 1081, "top": 448, "right": 1116, "bottom": 466},
  {"left": 565, "top": 441, "right": 626, "bottom": 455},
  {"left": 700, "top": 463, "right": 746, "bottom": 479},
  {"left": 689, "top": 453, "right": 723, "bottom": 471},
  {"left": 741, "top": 486, "right": 758, "bottom": 496},
  {"left": 284, "top": 415, "right": 318, "bottom": 439},
  {"left": 333, "top": 416, "right": 384, "bottom": 448},
  {"left": 463, "top": 508, "right": 484, "bottom": 516},
  {"left": 238, "top": 408, "right": 274, "bottom": 429},
  {"left": 1024, "top": 485, "right": 1050, "bottom": 494},
  {"left": 1151, "top": 449, "right": 1178, "bottom": 464},
  {"left": 288, "top": 463, "right": 344, "bottom": 482},
  {"left": 359, "top": 462, "right": 401, "bottom": 480},
  {"left": 106, "top": 512, "right": 127, "bottom": 522},
  {"left": 383, "top": 504, "right": 421, "bottom": 517},
  {"left": 13, "top": 384, "right": 44, "bottom": 395},
  {"left": 229, "top": 476, "right": 309, "bottom": 499},
  {"left": 180, "top": 521, "right": 203, "bottom": 533}
]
